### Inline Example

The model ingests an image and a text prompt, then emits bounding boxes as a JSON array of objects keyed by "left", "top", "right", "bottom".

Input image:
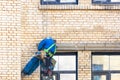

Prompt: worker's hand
[
  {"left": 35, "top": 51, "right": 46, "bottom": 60},
  {"left": 41, "top": 51, "right": 46, "bottom": 55},
  {"left": 40, "top": 54, "right": 44, "bottom": 60},
  {"left": 39, "top": 51, "right": 45, "bottom": 60}
]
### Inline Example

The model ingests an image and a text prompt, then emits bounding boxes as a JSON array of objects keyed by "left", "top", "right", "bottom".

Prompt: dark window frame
[
  {"left": 40, "top": 52, "right": 78, "bottom": 80},
  {"left": 41, "top": 0, "right": 78, "bottom": 5},
  {"left": 92, "top": 0, "right": 120, "bottom": 4},
  {"left": 92, "top": 52, "right": 120, "bottom": 80}
]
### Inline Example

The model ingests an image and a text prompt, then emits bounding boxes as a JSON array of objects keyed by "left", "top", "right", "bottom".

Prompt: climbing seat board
[{"left": 22, "top": 56, "right": 42, "bottom": 75}]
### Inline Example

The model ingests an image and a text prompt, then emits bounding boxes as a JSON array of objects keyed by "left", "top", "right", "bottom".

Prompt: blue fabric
[
  {"left": 22, "top": 56, "right": 43, "bottom": 75},
  {"left": 22, "top": 56, "right": 55, "bottom": 75},
  {"left": 38, "top": 37, "right": 56, "bottom": 54}
]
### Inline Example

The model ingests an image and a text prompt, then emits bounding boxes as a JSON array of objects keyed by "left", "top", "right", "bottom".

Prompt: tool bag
[{"left": 22, "top": 56, "right": 43, "bottom": 75}]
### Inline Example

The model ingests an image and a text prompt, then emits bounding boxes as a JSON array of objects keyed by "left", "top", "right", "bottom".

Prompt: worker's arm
[{"left": 37, "top": 39, "right": 46, "bottom": 51}]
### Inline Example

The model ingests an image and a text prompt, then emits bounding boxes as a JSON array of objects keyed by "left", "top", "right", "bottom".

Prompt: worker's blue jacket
[{"left": 38, "top": 37, "right": 56, "bottom": 54}]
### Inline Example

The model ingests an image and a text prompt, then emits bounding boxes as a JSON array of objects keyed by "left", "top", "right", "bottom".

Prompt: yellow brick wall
[
  {"left": 78, "top": 51, "right": 91, "bottom": 80},
  {"left": 0, "top": 0, "right": 120, "bottom": 80},
  {"left": 40, "top": 10, "right": 120, "bottom": 43},
  {"left": 0, "top": 0, "right": 21, "bottom": 80},
  {"left": 21, "top": 0, "right": 120, "bottom": 79}
]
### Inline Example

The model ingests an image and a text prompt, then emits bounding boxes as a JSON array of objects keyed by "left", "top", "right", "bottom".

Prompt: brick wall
[
  {"left": 0, "top": 0, "right": 120, "bottom": 80},
  {"left": 78, "top": 51, "right": 91, "bottom": 80},
  {"left": 21, "top": 0, "right": 120, "bottom": 79},
  {"left": 40, "top": 10, "right": 120, "bottom": 43},
  {"left": 0, "top": 0, "right": 21, "bottom": 80}
]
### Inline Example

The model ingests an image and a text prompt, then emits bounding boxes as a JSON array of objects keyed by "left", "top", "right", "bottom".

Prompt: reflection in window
[
  {"left": 92, "top": 64, "right": 103, "bottom": 80},
  {"left": 92, "top": 64, "right": 103, "bottom": 71},
  {"left": 93, "top": 75, "right": 100, "bottom": 80},
  {"left": 93, "top": 75, "right": 106, "bottom": 80},
  {"left": 92, "top": 55, "right": 109, "bottom": 71}
]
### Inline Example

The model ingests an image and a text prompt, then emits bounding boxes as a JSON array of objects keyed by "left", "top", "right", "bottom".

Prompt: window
[
  {"left": 92, "top": 0, "right": 120, "bottom": 4},
  {"left": 41, "top": 52, "right": 78, "bottom": 80},
  {"left": 41, "top": 0, "right": 78, "bottom": 5},
  {"left": 92, "top": 52, "right": 120, "bottom": 80}
]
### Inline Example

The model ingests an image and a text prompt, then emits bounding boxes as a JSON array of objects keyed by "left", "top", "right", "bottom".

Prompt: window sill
[{"left": 56, "top": 43, "right": 120, "bottom": 51}]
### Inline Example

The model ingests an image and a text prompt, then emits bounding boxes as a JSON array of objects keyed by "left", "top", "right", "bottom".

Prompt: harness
[
  {"left": 44, "top": 43, "right": 56, "bottom": 57},
  {"left": 42, "top": 43, "right": 56, "bottom": 77}
]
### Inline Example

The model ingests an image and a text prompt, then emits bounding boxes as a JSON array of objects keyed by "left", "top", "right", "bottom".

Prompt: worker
[
  {"left": 21, "top": 37, "right": 56, "bottom": 76},
  {"left": 37, "top": 37, "right": 57, "bottom": 75},
  {"left": 37, "top": 36, "right": 56, "bottom": 57}
]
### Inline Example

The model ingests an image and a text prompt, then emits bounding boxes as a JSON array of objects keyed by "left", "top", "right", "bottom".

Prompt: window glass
[
  {"left": 111, "top": 0, "right": 120, "bottom": 2},
  {"left": 43, "top": 0, "right": 56, "bottom": 1},
  {"left": 93, "top": 75, "right": 106, "bottom": 80},
  {"left": 53, "top": 56, "right": 76, "bottom": 71},
  {"left": 110, "top": 56, "right": 120, "bottom": 70},
  {"left": 60, "top": 0, "right": 76, "bottom": 3},
  {"left": 93, "top": 0, "right": 120, "bottom": 3},
  {"left": 92, "top": 53, "right": 120, "bottom": 80},
  {"left": 111, "top": 73, "right": 120, "bottom": 80},
  {"left": 41, "top": 0, "right": 77, "bottom": 4},
  {"left": 93, "top": 0, "right": 107, "bottom": 2},
  {"left": 59, "top": 56, "right": 76, "bottom": 71},
  {"left": 92, "top": 55, "right": 109, "bottom": 71},
  {"left": 60, "top": 74, "right": 76, "bottom": 80}
]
